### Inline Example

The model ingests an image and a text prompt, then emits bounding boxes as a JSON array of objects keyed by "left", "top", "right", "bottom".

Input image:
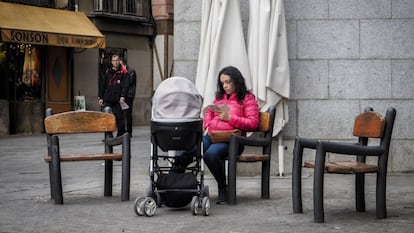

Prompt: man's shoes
[{"left": 216, "top": 188, "right": 227, "bottom": 204}]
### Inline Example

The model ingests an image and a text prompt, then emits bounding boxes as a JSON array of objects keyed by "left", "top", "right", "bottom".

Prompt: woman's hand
[{"left": 219, "top": 110, "right": 231, "bottom": 121}]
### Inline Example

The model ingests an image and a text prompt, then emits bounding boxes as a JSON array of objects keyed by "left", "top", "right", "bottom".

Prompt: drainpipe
[{"left": 278, "top": 134, "right": 284, "bottom": 176}]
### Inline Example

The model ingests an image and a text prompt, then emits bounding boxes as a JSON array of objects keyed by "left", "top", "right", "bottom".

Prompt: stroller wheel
[
  {"left": 143, "top": 198, "right": 157, "bottom": 217},
  {"left": 201, "top": 197, "right": 210, "bottom": 216},
  {"left": 133, "top": 196, "right": 146, "bottom": 216},
  {"left": 146, "top": 185, "right": 161, "bottom": 207},
  {"left": 190, "top": 196, "right": 199, "bottom": 215}
]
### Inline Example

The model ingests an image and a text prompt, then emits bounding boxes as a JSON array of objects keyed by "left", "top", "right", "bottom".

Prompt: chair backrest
[
  {"left": 353, "top": 108, "right": 396, "bottom": 165},
  {"left": 44, "top": 110, "right": 116, "bottom": 134},
  {"left": 352, "top": 111, "right": 386, "bottom": 138},
  {"left": 259, "top": 105, "right": 276, "bottom": 138},
  {"left": 258, "top": 112, "right": 271, "bottom": 132},
  {"left": 379, "top": 108, "right": 397, "bottom": 148}
]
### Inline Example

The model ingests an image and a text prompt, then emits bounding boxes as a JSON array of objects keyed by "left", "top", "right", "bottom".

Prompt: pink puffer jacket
[{"left": 204, "top": 92, "right": 259, "bottom": 133}]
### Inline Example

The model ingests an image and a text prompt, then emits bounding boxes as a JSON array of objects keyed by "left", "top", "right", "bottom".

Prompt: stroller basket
[
  {"left": 151, "top": 120, "right": 203, "bottom": 151},
  {"left": 156, "top": 172, "right": 198, "bottom": 208}
]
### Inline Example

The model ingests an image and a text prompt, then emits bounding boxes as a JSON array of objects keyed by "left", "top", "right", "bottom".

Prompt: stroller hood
[{"left": 152, "top": 77, "right": 203, "bottom": 121}]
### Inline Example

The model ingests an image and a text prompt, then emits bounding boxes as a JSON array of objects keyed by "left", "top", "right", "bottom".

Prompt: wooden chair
[
  {"left": 44, "top": 107, "right": 131, "bottom": 204},
  {"left": 227, "top": 105, "right": 276, "bottom": 205},
  {"left": 292, "top": 107, "right": 396, "bottom": 222}
]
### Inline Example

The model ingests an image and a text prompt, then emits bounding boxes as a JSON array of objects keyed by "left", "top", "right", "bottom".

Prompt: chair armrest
[
  {"left": 105, "top": 133, "right": 130, "bottom": 147},
  {"left": 318, "top": 141, "right": 385, "bottom": 156},
  {"left": 230, "top": 134, "right": 271, "bottom": 147},
  {"left": 295, "top": 137, "right": 318, "bottom": 149}
]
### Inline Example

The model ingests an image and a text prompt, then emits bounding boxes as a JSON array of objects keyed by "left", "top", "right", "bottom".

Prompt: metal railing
[{"left": 94, "top": 0, "right": 150, "bottom": 18}]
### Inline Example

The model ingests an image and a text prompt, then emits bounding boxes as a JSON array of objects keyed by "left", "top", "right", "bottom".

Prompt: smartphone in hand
[{"left": 208, "top": 104, "right": 228, "bottom": 112}]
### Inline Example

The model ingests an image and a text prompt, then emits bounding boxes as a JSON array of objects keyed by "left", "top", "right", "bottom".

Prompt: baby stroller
[{"left": 133, "top": 77, "right": 210, "bottom": 217}]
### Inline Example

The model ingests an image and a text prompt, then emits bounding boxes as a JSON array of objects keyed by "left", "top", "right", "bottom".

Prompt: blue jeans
[{"left": 179, "top": 134, "right": 242, "bottom": 189}]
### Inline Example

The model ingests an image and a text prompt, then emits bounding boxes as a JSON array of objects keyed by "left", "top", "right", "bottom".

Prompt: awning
[{"left": 0, "top": 2, "right": 105, "bottom": 48}]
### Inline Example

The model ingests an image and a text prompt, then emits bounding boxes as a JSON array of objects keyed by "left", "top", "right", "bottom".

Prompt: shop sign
[{"left": 1, "top": 29, "right": 105, "bottom": 48}]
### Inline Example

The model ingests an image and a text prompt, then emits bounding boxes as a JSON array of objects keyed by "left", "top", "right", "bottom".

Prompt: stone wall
[{"left": 173, "top": 0, "right": 414, "bottom": 173}]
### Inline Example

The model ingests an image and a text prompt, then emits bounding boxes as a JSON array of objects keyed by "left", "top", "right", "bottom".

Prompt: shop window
[
  {"left": 0, "top": 44, "right": 7, "bottom": 100},
  {"left": 1, "top": 43, "right": 42, "bottom": 102}
]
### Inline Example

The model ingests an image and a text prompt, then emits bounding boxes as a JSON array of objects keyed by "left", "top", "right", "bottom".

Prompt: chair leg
[
  {"left": 313, "top": 141, "right": 325, "bottom": 223},
  {"left": 51, "top": 136, "right": 63, "bottom": 204},
  {"left": 292, "top": 137, "right": 304, "bottom": 213},
  {"left": 104, "top": 160, "right": 113, "bottom": 197},
  {"left": 48, "top": 162, "right": 55, "bottom": 200},
  {"left": 355, "top": 173, "right": 366, "bottom": 212},
  {"left": 227, "top": 157, "right": 237, "bottom": 205},
  {"left": 376, "top": 168, "right": 387, "bottom": 219},
  {"left": 121, "top": 133, "right": 131, "bottom": 201},
  {"left": 228, "top": 138, "right": 238, "bottom": 205},
  {"left": 261, "top": 160, "right": 270, "bottom": 199},
  {"left": 121, "top": 162, "right": 130, "bottom": 201}
]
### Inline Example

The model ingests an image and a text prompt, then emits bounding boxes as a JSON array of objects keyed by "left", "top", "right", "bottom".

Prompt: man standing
[
  {"left": 121, "top": 59, "right": 137, "bottom": 136},
  {"left": 98, "top": 53, "right": 128, "bottom": 137}
]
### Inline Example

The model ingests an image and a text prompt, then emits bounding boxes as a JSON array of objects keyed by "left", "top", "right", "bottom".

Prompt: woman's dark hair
[{"left": 215, "top": 66, "right": 248, "bottom": 103}]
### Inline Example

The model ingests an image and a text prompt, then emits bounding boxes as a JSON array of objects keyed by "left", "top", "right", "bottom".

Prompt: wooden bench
[{"left": 44, "top": 107, "right": 131, "bottom": 204}]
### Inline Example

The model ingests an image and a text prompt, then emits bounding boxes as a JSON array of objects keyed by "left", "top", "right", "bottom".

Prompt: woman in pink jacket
[
  {"left": 177, "top": 66, "right": 259, "bottom": 204},
  {"left": 203, "top": 66, "right": 259, "bottom": 204}
]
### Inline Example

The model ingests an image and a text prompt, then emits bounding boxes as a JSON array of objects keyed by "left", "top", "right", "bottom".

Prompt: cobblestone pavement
[{"left": 1, "top": 127, "right": 413, "bottom": 232}]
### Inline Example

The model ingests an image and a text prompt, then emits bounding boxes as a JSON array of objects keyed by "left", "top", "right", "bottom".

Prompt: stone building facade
[{"left": 173, "top": 0, "right": 414, "bottom": 173}]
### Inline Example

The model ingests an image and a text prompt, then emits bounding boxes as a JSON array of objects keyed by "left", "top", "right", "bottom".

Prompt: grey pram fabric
[{"left": 152, "top": 77, "right": 203, "bottom": 121}]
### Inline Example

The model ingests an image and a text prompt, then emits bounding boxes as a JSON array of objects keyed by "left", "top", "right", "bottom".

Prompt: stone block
[
  {"left": 290, "top": 60, "right": 328, "bottom": 99},
  {"left": 361, "top": 19, "right": 414, "bottom": 58},
  {"left": 297, "top": 20, "right": 359, "bottom": 59},
  {"left": 174, "top": 21, "right": 201, "bottom": 60},
  {"left": 172, "top": 60, "right": 198, "bottom": 82},
  {"left": 240, "top": 0, "right": 250, "bottom": 21},
  {"left": 174, "top": 0, "right": 201, "bottom": 22},
  {"left": 392, "top": 0, "right": 414, "bottom": 18},
  {"left": 281, "top": 100, "right": 297, "bottom": 138},
  {"left": 329, "top": 60, "right": 392, "bottom": 99},
  {"left": 392, "top": 60, "right": 414, "bottom": 98},
  {"left": 329, "top": 0, "right": 391, "bottom": 19},
  {"left": 286, "top": 20, "right": 296, "bottom": 60},
  {"left": 297, "top": 100, "right": 360, "bottom": 139},
  {"left": 360, "top": 100, "right": 414, "bottom": 139},
  {"left": 284, "top": 0, "right": 328, "bottom": 20},
  {"left": 391, "top": 140, "right": 414, "bottom": 172}
]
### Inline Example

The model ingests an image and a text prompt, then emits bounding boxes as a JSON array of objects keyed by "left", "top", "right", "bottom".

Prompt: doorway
[{"left": 46, "top": 46, "right": 71, "bottom": 113}]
